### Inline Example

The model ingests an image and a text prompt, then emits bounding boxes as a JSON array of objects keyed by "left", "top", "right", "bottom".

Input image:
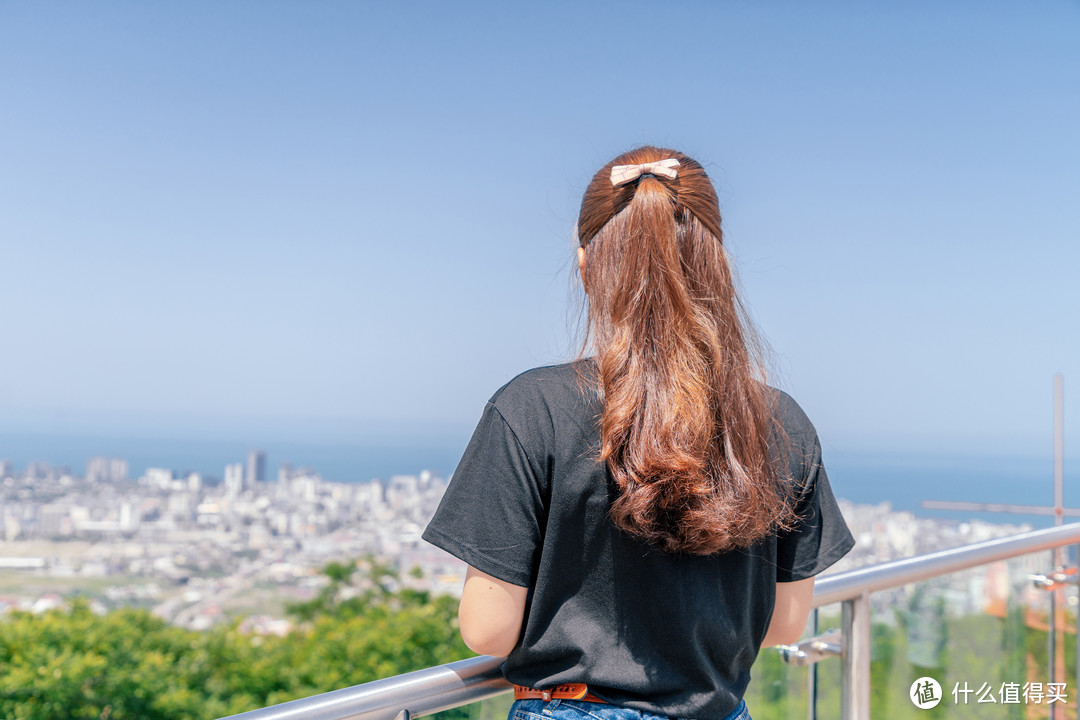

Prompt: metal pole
[
  {"left": 1049, "top": 549, "right": 1056, "bottom": 692},
  {"left": 219, "top": 655, "right": 508, "bottom": 720},
  {"left": 814, "top": 524, "right": 1080, "bottom": 607},
  {"left": 1055, "top": 373, "right": 1064, "bottom": 527},
  {"left": 808, "top": 608, "right": 818, "bottom": 720},
  {"left": 1051, "top": 374, "right": 1064, "bottom": 720},
  {"left": 840, "top": 592, "right": 871, "bottom": 720}
]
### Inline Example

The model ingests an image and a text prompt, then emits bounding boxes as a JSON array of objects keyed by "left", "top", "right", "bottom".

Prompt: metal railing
[{"left": 221, "top": 522, "right": 1080, "bottom": 720}]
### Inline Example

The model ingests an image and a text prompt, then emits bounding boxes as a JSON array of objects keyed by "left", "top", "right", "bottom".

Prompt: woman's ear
[{"left": 578, "top": 246, "right": 588, "bottom": 293}]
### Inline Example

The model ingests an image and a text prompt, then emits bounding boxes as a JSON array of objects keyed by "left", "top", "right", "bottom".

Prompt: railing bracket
[
  {"left": 1031, "top": 566, "right": 1079, "bottom": 590},
  {"left": 778, "top": 629, "right": 842, "bottom": 666}
]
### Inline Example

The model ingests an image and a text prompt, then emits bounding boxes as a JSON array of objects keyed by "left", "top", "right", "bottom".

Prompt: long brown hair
[{"left": 577, "top": 146, "right": 794, "bottom": 554}]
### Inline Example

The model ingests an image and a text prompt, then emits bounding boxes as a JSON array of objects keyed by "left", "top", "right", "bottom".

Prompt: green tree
[{"left": 0, "top": 561, "right": 473, "bottom": 720}]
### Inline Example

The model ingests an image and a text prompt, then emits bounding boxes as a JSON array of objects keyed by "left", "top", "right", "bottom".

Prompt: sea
[{"left": 0, "top": 430, "right": 1074, "bottom": 530}]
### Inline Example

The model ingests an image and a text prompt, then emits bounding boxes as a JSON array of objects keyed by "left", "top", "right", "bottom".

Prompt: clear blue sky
[{"left": 2, "top": 2, "right": 1078, "bottom": 461}]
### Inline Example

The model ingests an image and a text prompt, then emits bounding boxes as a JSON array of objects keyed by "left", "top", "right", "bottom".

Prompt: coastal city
[{"left": 0, "top": 452, "right": 1059, "bottom": 635}]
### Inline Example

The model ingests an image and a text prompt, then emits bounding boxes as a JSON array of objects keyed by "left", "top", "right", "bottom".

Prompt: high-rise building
[
  {"left": 110, "top": 458, "right": 128, "bottom": 482},
  {"left": 85, "top": 457, "right": 109, "bottom": 483},
  {"left": 86, "top": 457, "right": 129, "bottom": 483},
  {"left": 26, "top": 462, "right": 55, "bottom": 481},
  {"left": 143, "top": 468, "right": 173, "bottom": 489},
  {"left": 247, "top": 450, "right": 266, "bottom": 487},
  {"left": 278, "top": 462, "right": 294, "bottom": 484},
  {"left": 225, "top": 463, "right": 244, "bottom": 498}
]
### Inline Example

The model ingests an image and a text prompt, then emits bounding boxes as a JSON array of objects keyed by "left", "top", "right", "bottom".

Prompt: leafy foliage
[
  {"left": 2, "top": 564, "right": 1070, "bottom": 720},
  {"left": 0, "top": 560, "right": 471, "bottom": 720}
]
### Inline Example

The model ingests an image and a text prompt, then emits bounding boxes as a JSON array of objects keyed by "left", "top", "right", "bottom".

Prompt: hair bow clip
[{"left": 610, "top": 158, "right": 680, "bottom": 187}]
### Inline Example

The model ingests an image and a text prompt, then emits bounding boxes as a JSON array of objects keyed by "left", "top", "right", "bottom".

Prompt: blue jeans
[{"left": 509, "top": 698, "right": 750, "bottom": 720}]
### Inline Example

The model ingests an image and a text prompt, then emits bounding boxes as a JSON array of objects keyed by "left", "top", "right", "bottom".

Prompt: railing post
[
  {"left": 808, "top": 608, "right": 818, "bottom": 720},
  {"left": 1049, "top": 549, "right": 1057, "bottom": 703},
  {"left": 841, "top": 591, "right": 871, "bottom": 720}
]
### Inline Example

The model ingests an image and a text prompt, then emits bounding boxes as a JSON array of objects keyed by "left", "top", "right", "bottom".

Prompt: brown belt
[{"left": 513, "top": 683, "right": 607, "bottom": 703}]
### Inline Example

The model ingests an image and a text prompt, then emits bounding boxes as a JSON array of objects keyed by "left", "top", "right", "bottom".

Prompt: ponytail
[{"left": 577, "top": 147, "right": 794, "bottom": 554}]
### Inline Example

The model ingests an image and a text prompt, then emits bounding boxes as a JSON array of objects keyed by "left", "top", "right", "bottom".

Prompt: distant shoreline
[{"left": 1, "top": 430, "right": 1075, "bottom": 528}]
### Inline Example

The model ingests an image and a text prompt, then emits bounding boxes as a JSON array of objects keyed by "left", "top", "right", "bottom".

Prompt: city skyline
[
  {"left": 2, "top": 3, "right": 1078, "bottom": 464},
  {"left": 0, "top": 444, "right": 1048, "bottom": 634},
  {"left": 2, "top": 437, "right": 1076, "bottom": 531}
]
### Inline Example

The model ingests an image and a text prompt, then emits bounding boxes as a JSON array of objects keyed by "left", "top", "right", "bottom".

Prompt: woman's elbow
[
  {"left": 457, "top": 567, "right": 528, "bottom": 657},
  {"left": 763, "top": 577, "right": 816, "bottom": 647},
  {"left": 459, "top": 615, "right": 520, "bottom": 657},
  {"left": 764, "top": 618, "right": 807, "bottom": 647}
]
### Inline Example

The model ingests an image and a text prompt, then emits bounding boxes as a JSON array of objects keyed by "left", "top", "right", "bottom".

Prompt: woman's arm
[
  {"left": 761, "top": 576, "right": 816, "bottom": 647},
  {"left": 458, "top": 565, "right": 529, "bottom": 657}
]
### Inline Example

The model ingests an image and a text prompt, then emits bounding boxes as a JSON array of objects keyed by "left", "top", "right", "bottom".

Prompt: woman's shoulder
[
  {"left": 768, "top": 386, "right": 821, "bottom": 447},
  {"left": 488, "top": 359, "right": 595, "bottom": 407},
  {"left": 483, "top": 360, "right": 599, "bottom": 444}
]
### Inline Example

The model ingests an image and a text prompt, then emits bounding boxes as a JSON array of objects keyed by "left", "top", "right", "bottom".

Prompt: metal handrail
[
  {"left": 812, "top": 521, "right": 1080, "bottom": 606},
  {"left": 220, "top": 656, "right": 507, "bottom": 720},
  {"left": 220, "top": 522, "right": 1080, "bottom": 720}
]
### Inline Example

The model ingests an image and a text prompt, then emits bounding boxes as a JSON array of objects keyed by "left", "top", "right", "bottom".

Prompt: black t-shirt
[{"left": 422, "top": 360, "right": 854, "bottom": 720}]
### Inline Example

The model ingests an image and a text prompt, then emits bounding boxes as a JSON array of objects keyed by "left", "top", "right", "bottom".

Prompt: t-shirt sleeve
[
  {"left": 774, "top": 435, "right": 855, "bottom": 583},
  {"left": 422, "top": 400, "right": 546, "bottom": 588}
]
